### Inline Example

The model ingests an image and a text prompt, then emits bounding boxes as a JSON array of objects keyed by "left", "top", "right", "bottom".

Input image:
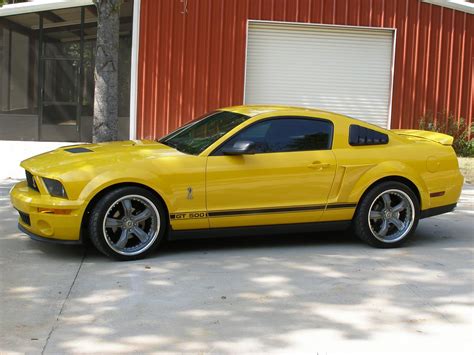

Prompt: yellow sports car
[{"left": 10, "top": 105, "right": 464, "bottom": 260}]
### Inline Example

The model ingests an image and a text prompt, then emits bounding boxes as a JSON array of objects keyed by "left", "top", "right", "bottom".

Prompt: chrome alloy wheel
[
  {"left": 102, "top": 194, "right": 160, "bottom": 256},
  {"left": 368, "top": 189, "right": 415, "bottom": 243}
]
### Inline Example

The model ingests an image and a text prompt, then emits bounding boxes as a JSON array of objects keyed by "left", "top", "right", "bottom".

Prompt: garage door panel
[{"left": 244, "top": 22, "right": 394, "bottom": 127}]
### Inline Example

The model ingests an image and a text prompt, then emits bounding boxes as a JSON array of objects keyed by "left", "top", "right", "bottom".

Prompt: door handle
[{"left": 308, "top": 161, "right": 331, "bottom": 170}]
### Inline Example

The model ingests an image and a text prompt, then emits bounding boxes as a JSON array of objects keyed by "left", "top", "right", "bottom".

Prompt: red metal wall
[{"left": 137, "top": 0, "right": 473, "bottom": 139}]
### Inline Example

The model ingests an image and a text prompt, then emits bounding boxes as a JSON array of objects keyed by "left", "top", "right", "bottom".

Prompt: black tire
[
  {"left": 353, "top": 181, "right": 420, "bottom": 248},
  {"left": 88, "top": 186, "right": 167, "bottom": 261}
]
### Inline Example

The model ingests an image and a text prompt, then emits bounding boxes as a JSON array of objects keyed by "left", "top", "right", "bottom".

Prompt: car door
[{"left": 205, "top": 116, "right": 337, "bottom": 228}]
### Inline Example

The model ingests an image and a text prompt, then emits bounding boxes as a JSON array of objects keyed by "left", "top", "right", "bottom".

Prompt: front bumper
[
  {"left": 10, "top": 181, "right": 84, "bottom": 242},
  {"left": 18, "top": 223, "right": 82, "bottom": 245}
]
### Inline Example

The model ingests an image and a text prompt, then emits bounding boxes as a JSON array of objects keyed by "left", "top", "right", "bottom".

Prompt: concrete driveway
[{"left": 1, "top": 180, "right": 473, "bottom": 354}]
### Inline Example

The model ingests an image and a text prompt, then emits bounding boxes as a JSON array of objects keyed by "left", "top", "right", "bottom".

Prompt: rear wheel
[
  {"left": 353, "top": 181, "right": 420, "bottom": 248},
  {"left": 88, "top": 186, "right": 167, "bottom": 260}
]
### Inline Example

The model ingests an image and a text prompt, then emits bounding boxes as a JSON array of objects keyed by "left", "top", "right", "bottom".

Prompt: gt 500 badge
[{"left": 171, "top": 212, "right": 208, "bottom": 220}]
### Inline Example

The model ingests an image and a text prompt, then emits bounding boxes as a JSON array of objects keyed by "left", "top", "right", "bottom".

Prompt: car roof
[
  {"left": 221, "top": 105, "right": 338, "bottom": 118},
  {"left": 221, "top": 104, "right": 391, "bottom": 133}
]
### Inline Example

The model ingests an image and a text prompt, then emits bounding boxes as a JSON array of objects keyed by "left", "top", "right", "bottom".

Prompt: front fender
[{"left": 78, "top": 169, "right": 172, "bottom": 209}]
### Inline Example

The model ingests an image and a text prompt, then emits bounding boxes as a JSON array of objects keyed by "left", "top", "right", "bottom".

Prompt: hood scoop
[{"left": 64, "top": 147, "right": 93, "bottom": 153}]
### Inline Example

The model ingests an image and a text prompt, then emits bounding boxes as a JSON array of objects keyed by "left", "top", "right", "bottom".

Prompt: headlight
[
  {"left": 25, "top": 170, "right": 39, "bottom": 191},
  {"left": 43, "top": 178, "right": 68, "bottom": 198}
]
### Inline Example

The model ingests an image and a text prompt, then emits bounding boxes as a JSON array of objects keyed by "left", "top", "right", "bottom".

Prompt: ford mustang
[{"left": 10, "top": 105, "right": 464, "bottom": 260}]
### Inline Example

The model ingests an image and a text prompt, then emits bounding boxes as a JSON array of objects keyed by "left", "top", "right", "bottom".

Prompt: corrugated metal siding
[{"left": 137, "top": 0, "right": 473, "bottom": 139}]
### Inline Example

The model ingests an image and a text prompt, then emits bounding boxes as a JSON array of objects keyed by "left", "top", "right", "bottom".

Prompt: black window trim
[{"left": 210, "top": 115, "right": 335, "bottom": 156}]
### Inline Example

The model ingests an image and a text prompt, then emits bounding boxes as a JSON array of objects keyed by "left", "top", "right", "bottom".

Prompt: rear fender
[{"left": 345, "top": 161, "right": 430, "bottom": 210}]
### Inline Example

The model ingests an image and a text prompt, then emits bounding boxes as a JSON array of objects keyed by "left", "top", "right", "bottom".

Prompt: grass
[{"left": 458, "top": 157, "right": 473, "bottom": 184}]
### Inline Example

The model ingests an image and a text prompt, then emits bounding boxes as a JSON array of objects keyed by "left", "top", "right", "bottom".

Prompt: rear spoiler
[{"left": 392, "top": 129, "right": 453, "bottom": 146}]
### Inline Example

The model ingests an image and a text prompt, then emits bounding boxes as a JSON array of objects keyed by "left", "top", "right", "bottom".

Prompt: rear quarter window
[{"left": 349, "top": 125, "right": 389, "bottom": 146}]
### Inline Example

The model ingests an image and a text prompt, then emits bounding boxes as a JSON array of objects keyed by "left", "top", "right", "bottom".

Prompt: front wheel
[
  {"left": 353, "top": 181, "right": 420, "bottom": 248},
  {"left": 88, "top": 186, "right": 167, "bottom": 260}
]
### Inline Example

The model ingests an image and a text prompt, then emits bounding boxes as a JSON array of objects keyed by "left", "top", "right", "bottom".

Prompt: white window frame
[
  {"left": 0, "top": 0, "right": 141, "bottom": 140},
  {"left": 129, "top": 0, "right": 141, "bottom": 139},
  {"left": 0, "top": 0, "right": 93, "bottom": 16}
]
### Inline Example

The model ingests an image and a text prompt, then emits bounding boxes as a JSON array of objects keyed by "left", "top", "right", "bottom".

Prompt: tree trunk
[{"left": 92, "top": 0, "right": 121, "bottom": 142}]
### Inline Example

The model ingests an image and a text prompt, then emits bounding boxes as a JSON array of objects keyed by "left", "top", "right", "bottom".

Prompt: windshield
[{"left": 159, "top": 110, "right": 250, "bottom": 155}]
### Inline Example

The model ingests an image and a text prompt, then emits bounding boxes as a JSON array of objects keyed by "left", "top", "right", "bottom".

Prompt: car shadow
[{"left": 159, "top": 230, "right": 359, "bottom": 256}]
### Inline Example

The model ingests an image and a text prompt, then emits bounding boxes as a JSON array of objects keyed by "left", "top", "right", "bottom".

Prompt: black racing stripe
[
  {"left": 208, "top": 204, "right": 325, "bottom": 217},
  {"left": 326, "top": 203, "right": 357, "bottom": 209},
  {"left": 170, "top": 212, "right": 208, "bottom": 219},
  {"left": 170, "top": 203, "right": 357, "bottom": 220}
]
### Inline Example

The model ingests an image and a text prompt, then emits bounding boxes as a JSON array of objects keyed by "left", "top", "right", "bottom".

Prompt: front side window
[
  {"left": 214, "top": 117, "right": 333, "bottom": 155},
  {"left": 159, "top": 110, "right": 250, "bottom": 155}
]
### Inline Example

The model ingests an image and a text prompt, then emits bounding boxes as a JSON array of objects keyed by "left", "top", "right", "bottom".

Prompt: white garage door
[{"left": 244, "top": 21, "right": 395, "bottom": 128}]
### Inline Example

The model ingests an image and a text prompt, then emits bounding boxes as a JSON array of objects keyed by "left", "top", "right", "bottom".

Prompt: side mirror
[{"left": 222, "top": 140, "right": 256, "bottom": 155}]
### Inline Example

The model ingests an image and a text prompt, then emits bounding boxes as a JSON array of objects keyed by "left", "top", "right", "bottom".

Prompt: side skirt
[{"left": 168, "top": 220, "right": 352, "bottom": 241}]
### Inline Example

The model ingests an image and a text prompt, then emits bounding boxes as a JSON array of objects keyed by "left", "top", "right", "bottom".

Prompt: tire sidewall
[
  {"left": 354, "top": 181, "right": 420, "bottom": 248},
  {"left": 88, "top": 186, "right": 167, "bottom": 261}
]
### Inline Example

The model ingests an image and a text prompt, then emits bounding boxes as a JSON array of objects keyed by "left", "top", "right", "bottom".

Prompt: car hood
[{"left": 20, "top": 140, "right": 178, "bottom": 177}]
